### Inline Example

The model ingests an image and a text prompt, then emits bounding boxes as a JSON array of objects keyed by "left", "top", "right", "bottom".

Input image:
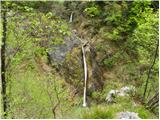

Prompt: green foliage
[
  {"left": 1, "top": 1, "right": 159, "bottom": 118},
  {"left": 128, "top": 9, "right": 158, "bottom": 64},
  {"left": 134, "top": 106, "right": 149, "bottom": 119},
  {"left": 103, "top": 52, "right": 122, "bottom": 68},
  {"left": 5, "top": 9, "right": 71, "bottom": 69},
  {"left": 8, "top": 64, "right": 67, "bottom": 118},
  {"left": 103, "top": 2, "right": 123, "bottom": 24},
  {"left": 103, "top": 58, "right": 114, "bottom": 68},
  {"left": 91, "top": 91, "right": 104, "bottom": 102},
  {"left": 3, "top": 2, "right": 72, "bottom": 118},
  {"left": 84, "top": 6, "right": 100, "bottom": 17}
]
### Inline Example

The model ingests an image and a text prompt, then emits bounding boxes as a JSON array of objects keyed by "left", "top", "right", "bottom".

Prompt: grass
[
  {"left": 80, "top": 82, "right": 158, "bottom": 119},
  {"left": 9, "top": 67, "right": 53, "bottom": 118},
  {"left": 7, "top": 58, "right": 84, "bottom": 118},
  {"left": 81, "top": 99, "right": 157, "bottom": 119},
  {"left": 82, "top": 105, "right": 114, "bottom": 119},
  {"left": 5, "top": 57, "right": 158, "bottom": 119},
  {"left": 8, "top": 58, "right": 65, "bottom": 118}
]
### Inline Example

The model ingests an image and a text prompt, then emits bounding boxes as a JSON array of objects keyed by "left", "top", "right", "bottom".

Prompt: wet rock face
[
  {"left": 61, "top": 47, "right": 84, "bottom": 94},
  {"left": 47, "top": 31, "right": 81, "bottom": 66},
  {"left": 47, "top": 31, "right": 84, "bottom": 93},
  {"left": 61, "top": 45, "right": 104, "bottom": 94},
  {"left": 116, "top": 111, "right": 141, "bottom": 119},
  {"left": 47, "top": 31, "right": 104, "bottom": 94}
]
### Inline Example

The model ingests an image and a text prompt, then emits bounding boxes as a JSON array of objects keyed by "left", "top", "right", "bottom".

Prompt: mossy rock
[{"left": 61, "top": 46, "right": 104, "bottom": 95}]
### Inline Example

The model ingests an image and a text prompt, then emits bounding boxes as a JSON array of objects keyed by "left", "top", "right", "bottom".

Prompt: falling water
[
  {"left": 69, "top": 12, "right": 73, "bottom": 23},
  {"left": 82, "top": 45, "right": 87, "bottom": 107}
]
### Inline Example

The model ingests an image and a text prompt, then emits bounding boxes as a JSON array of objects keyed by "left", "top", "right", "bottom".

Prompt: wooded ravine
[{"left": 0, "top": 1, "right": 159, "bottom": 119}]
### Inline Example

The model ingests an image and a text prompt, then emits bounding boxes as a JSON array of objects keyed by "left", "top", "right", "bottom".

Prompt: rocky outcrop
[
  {"left": 116, "top": 111, "right": 141, "bottom": 119},
  {"left": 105, "top": 86, "right": 135, "bottom": 103},
  {"left": 105, "top": 90, "right": 118, "bottom": 103},
  {"left": 47, "top": 31, "right": 104, "bottom": 94},
  {"left": 47, "top": 31, "right": 81, "bottom": 66}
]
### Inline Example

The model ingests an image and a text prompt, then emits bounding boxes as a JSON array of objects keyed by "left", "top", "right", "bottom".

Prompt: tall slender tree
[
  {"left": 1, "top": 3, "right": 7, "bottom": 118},
  {"left": 143, "top": 40, "right": 159, "bottom": 101}
]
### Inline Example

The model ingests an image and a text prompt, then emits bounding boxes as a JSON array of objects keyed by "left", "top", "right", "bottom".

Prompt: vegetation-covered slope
[{"left": 0, "top": 1, "right": 159, "bottom": 119}]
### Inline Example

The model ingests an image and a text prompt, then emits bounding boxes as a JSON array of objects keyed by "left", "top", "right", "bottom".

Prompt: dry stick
[
  {"left": 146, "top": 66, "right": 158, "bottom": 100},
  {"left": 150, "top": 102, "right": 159, "bottom": 111},
  {"left": 147, "top": 91, "right": 159, "bottom": 106},
  {"left": 143, "top": 40, "right": 159, "bottom": 101},
  {"left": 46, "top": 71, "right": 62, "bottom": 118},
  {"left": 146, "top": 79, "right": 158, "bottom": 100},
  {"left": 52, "top": 67, "right": 72, "bottom": 115},
  {"left": 46, "top": 76, "right": 60, "bottom": 118},
  {"left": 45, "top": 80, "right": 56, "bottom": 118},
  {"left": 52, "top": 102, "right": 59, "bottom": 119},
  {"left": 44, "top": 69, "right": 58, "bottom": 119},
  {"left": 82, "top": 43, "right": 88, "bottom": 107},
  {"left": 148, "top": 99, "right": 159, "bottom": 110},
  {"left": 52, "top": 72, "right": 64, "bottom": 118}
]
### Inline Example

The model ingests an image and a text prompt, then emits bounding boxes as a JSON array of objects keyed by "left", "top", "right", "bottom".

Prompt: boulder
[
  {"left": 105, "top": 90, "right": 118, "bottom": 103},
  {"left": 116, "top": 111, "right": 141, "bottom": 119},
  {"left": 105, "top": 86, "right": 136, "bottom": 103},
  {"left": 47, "top": 31, "right": 81, "bottom": 66},
  {"left": 118, "top": 86, "right": 135, "bottom": 97}
]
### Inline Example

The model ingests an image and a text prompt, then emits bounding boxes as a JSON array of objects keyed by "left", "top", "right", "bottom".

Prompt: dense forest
[{"left": 0, "top": 0, "right": 159, "bottom": 119}]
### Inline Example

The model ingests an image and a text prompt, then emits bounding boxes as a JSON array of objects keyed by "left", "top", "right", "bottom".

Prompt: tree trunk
[
  {"left": 143, "top": 40, "right": 159, "bottom": 101},
  {"left": 1, "top": 10, "right": 7, "bottom": 118}
]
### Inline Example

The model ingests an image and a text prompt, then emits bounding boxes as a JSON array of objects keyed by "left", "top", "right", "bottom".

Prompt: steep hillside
[{"left": 0, "top": 1, "right": 159, "bottom": 119}]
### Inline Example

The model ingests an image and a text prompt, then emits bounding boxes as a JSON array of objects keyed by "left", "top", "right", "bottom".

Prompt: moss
[{"left": 65, "top": 52, "right": 72, "bottom": 62}]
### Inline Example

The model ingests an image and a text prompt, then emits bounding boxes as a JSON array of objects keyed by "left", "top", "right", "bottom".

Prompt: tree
[{"left": 1, "top": 3, "right": 7, "bottom": 118}]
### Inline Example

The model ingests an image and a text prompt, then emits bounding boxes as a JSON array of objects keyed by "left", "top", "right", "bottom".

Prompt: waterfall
[
  {"left": 82, "top": 44, "right": 88, "bottom": 107},
  {"left": 69, "top": 12, "right": 73, "bottom": 23}
]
